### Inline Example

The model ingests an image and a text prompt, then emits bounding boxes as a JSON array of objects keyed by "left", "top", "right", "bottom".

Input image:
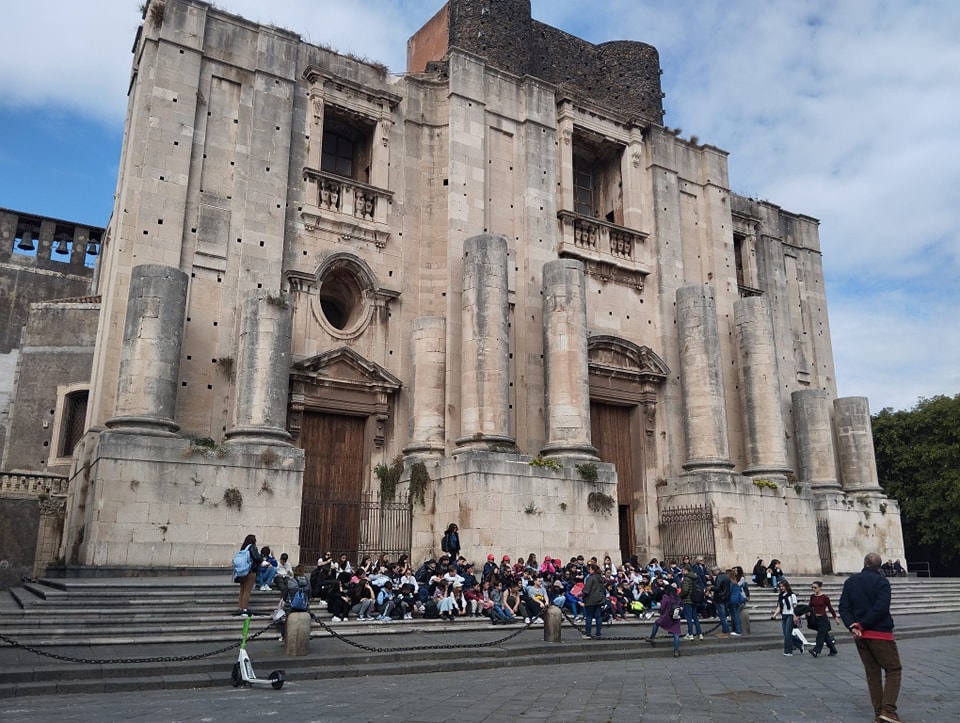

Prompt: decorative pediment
[
  {"left": 588, "top": 335, "right": 669, "bottom": 383},
  {"left": 292, "top": 347, "right": 401, "bottom": 393}
]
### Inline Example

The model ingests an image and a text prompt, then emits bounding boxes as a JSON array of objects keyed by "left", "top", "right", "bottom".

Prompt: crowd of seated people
[{"left": 284, "top": 550, "right": 753, "bottom": 627}]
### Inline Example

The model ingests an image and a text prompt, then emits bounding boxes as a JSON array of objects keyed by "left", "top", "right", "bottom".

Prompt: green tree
[{"left": 872, "top": 394, "right": 960, "bottom": 574}]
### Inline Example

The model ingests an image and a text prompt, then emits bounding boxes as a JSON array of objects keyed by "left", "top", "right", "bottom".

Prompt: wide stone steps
[{"left": 3, "top": 575, "right": 959, "bottom": 648}]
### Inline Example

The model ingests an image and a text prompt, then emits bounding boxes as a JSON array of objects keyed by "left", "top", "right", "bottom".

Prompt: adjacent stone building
[{"left": 4, "top": 0, "right": 906, "bottom": 578}]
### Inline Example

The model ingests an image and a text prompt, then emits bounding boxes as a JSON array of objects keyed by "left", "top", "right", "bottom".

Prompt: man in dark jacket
[
  {"left": 711, "top": 566, "right": 732, "bottom": 634},
  {"left": 580, "top": 563, "right": 606, "bottom": 639},
  {"left": 839, "top": 552, "right": 902, "bottom": 723}
]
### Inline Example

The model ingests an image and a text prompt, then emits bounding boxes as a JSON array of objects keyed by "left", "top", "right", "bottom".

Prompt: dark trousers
[
  {"left": 854, "top": 637, "right": 901, "bottom": 719},
  {"left": 812, "top": 616, "right": 837, "bottom": 654}
]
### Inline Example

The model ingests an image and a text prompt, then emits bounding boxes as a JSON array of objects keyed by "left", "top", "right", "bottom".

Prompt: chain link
[
  {"left": 308, "top": 612, "right": 534, "bottom": 652},
  {"left": 0, "top": 621, "right": 275, "bottom": 665},
  {"left": 1, "top": 608, "right": 718, "bottom": 665},
  {"left": 558, "top": 607, "right": 720, "bottom": 640}
]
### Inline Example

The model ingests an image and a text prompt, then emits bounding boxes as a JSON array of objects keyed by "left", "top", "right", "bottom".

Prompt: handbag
[{"left": 671, "top": 605, "right": 682, "bottom": 621}]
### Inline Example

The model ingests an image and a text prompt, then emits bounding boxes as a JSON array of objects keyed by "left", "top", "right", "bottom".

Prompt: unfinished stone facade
[{"left": 13, "top": 0, "right": 904, "bottom": 576}]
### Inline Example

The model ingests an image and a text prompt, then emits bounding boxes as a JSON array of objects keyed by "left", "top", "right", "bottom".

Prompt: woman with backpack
[
  {"left": 441, "top": 523, "right": 460, "bottom": 559},
  {"left": 233, "top": 533, "right": 262, "bottom": 617}
]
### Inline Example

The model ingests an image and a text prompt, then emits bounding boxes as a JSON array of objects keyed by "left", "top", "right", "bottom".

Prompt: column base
[
  {"left": 538, "top": 442, "right": 599, "bottom": 461},
  {"left": 224, "top": 426, "right": 292, "bottom": 445},
  {"left": 682, "top": 457, "right": 735, "bottom": 473},
  {"left": 104, "top": 415, "right": 180, "bottom": 437},
  {"left": 453, "top": 434, "right": 517, "bottom": 454}
]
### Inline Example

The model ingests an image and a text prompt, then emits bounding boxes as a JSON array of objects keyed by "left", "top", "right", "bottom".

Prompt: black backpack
[
  {"left": 691, "top": 579, "right": 705, "bottom": 604},
  {"left": 424, "top": 599, "right": 441, "bottom": 619}
]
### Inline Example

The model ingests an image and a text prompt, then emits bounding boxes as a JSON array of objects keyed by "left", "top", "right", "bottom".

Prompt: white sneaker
[
  {"left": 697, "top": 634, "right": 704, "bottom": 640},
  {"left": 331, "top": 616, "right": 341, "bottom": 622},
  {"left": 524, "top": 617, "right": 531, "bottom": 624},
  {"left": 277, "top": 636, "right": 283, "bottom": 642},
  {"left": 404, "top": 613, "right": 412, "bottom": 620},
  {"left": 683, "top": 634, "right": 694, "bottom": 640},
  {"left": 730, "top": 632, "right": 741, "bottom": 636}
]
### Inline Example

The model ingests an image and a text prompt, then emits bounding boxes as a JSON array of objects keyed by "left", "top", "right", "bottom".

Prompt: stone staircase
[
  {"left": 2, "top": 574, "right": 959, "bottom": 698},
  {"left": 2, "top": 574, "right": 957, "bottom": 647}
]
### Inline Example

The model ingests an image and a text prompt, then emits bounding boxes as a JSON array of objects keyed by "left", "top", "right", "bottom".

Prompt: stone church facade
[{"left": 13, "top": 0, "right": 905, "bottom": 576}]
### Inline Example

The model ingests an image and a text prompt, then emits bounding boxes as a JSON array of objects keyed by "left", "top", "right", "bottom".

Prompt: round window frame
[{"left": 311, "top": 254, "right": 377, "bottom": 340}]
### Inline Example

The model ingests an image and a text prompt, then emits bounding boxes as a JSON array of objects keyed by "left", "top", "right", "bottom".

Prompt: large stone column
[
  {"left": 734, "top": 296, "right": 791, "bottom": 476},
  {"left": 404, "top": 316, "right": 446, "bottom": 456},
  {"left": 541, "top": 259, "right": 596, "bottom": 459},
  {"left": 834, "top": 396, "right": 882, "bottom": 492},
  {"left": 225, "top": 292, "right": 293, "bottom": 444},
  {"left": 106, "top": 264, "right": 188, "bottom": 436},
  {"left": 456, "top": 233, "right": 514, "bottom": 450},
  {"left": 792, "top": 389, "right": 840, "bottom": 490},
  {"left": 676, "top": 284, "right": 734, "bottom": 472}
]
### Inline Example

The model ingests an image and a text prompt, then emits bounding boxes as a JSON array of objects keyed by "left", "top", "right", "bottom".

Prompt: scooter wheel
[
  {"left": 269, "top": 670, "right": 285, "bottom": 690},
  {"left": 231, "top": 662, "right": 243, "bottom": 687}
]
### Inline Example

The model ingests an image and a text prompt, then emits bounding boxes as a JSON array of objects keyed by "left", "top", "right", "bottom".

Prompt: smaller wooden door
[{"left": 298, "top": 412, "right": 366, "bottom": 564}]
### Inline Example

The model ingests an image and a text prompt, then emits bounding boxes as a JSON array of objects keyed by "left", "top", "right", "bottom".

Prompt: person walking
[
  {"left": 647, "top": 582, "right": 683, "bottom": 657},
  {"left": 807, "top": 580, "right": 839, "bottom": 657},
  {"left": 580, "top": 563, "right": 606, "bottom": 639},
  {"left": 770, "top": 579, "right": 799, "bottom": 655},
  {"left": 839, "top": 552, "right": 903, "bottom": 723}
]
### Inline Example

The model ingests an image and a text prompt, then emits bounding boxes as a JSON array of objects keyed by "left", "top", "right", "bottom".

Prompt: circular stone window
[{"left": 314, "top": 257, "right": 374, "bottom": 338}]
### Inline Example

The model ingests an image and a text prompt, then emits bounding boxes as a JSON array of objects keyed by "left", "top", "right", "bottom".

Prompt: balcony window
[
  {"left": 320, "top": 111, "right": 373, "bottom": 183},
  {"left": 572, "top": 131, "right": 624, "bottom": 225}
]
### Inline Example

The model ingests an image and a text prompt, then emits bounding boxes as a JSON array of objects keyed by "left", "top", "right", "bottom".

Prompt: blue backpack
[{"left": 232, "top": 547, "right": 252, "bottom": 582}]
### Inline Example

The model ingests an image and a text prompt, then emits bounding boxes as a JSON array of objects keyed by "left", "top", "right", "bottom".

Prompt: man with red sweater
[{"left": 839, "top": 552, "right": 902, "bottom": 723}]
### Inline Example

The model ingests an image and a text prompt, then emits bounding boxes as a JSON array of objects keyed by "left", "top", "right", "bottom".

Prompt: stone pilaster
[
  {"left": 834, "top": 396, "right": 882, "bottom": 492},
  {"left": 225, "top": 292, "right": 293, "bottom": 444},
  {"left": 404, "top": 316, "right": 447, "bottom": 456},
  {"left": 541, "top": 259, "right": 596, "bottom": 459},
  {"left": 734, "top": 296, "right": 791, "bottom": 477},
  {"left": 676, "top": 284, "right": 734, "bottom": 472},
  {"left": 106, "top": 264, "right": 188, "bottom": 436},
  {"left": 792, "top": 389, "right": 840, "bottom": 490},
  {"left": 456, "top": 234, "right": 514, "bottom": 450}
]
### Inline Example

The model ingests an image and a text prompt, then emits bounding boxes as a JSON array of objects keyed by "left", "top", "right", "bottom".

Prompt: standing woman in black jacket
[{"left": 442, "top": 523, "right": 460, "bottom": 559}]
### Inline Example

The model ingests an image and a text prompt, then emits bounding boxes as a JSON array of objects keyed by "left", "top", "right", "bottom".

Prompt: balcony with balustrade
[
  {"left": 301, "top": 168, "right": 393, "bottom": 248},
  {"left": 557, "top": 210, "right": 650, "bottom": 290}
]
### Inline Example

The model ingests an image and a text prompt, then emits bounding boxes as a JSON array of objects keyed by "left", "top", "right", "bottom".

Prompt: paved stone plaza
[{"left": 2, "top": 633, "right": 957, "bottom": 722}]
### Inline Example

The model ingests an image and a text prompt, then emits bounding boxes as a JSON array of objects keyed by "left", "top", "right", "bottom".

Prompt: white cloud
[{"left": 1, "top": 0, "right": 956, "bottom": 412}]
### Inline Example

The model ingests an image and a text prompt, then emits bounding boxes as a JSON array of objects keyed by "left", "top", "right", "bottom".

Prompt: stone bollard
[
  {"left": 284, "top": 612, "right": 311, "bottom": 656},
  {"left": 741, "top": 606, "right": 751, "bottom": 635},
  {"left": 543, "top": 605, "right": 562, "bottom": 643}
]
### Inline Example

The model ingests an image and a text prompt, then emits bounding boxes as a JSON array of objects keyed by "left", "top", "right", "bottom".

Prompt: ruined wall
[
  {"left": 408, "top": 0, "right": 664, "bottom": 124},
  {"left": 0, "top": 209, "right": 99, "bottom": 466}
]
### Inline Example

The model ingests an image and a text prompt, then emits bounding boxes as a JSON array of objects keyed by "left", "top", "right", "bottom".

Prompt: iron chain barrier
[{"left": 0, "top": 606, "right": 723, "bottom": 666}]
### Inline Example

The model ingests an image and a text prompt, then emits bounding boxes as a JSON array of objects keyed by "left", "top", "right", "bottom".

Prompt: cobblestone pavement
[{"left": 1, "top": 633, "right": 957, "bottom": 722}]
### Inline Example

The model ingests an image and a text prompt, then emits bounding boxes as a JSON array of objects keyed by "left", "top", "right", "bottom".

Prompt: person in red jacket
[
  {"left": 839, "top": 552, "right": 902, "bottom": 723},
  {"left": 807, "top": 580, "right": 839, "bottom": 657}
]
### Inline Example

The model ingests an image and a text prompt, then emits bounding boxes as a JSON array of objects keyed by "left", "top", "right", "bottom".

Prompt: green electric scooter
[{"left": 231, "top": 616, "right": 285, "bottom": 689}]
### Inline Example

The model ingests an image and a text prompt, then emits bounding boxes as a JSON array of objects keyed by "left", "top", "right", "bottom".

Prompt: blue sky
[{"left": 1, "top": 0, "right": 957, "bottom": 412}]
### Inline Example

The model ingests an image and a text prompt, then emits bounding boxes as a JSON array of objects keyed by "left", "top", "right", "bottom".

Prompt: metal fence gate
[
  {"left": 816, "top": 518, "right": 834, "bottom": 575},
  {"left": 299, "top": 491, "right": 412, "bottom": 565},
  {"left": 659, "top": 504, "right": 716, "bottom": 566}
]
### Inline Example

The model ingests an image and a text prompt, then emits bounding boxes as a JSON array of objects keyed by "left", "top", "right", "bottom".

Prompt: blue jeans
[
  {"left": 650, "top": 622, "right": 681, "bottom": 651},
  {"left": 730, "top": 602, "right": 743, "bottom": 634},
  {"left": 782, "top": 614, "right": 796, "bottom": 653},
  {"left": 714, "top": 600, "right": 730, "bottom": 633},
  {"left": 584, "top": 604, "right": 602, "bottom": 637},
  {"left": 683, "top": 603, "right": 702, "bottom": 636},
  {"left": 256, "top": 566, "right": 277, "bottom": 588}
]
